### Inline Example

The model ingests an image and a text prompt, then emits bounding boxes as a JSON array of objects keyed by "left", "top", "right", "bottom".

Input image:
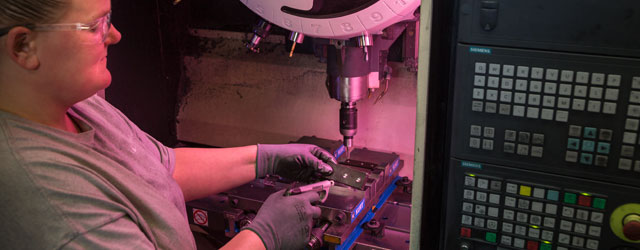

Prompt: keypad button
[
  {"left": 500, "top": 91, "right": 513, "bottom": 103},
  {"left": 567, "top": 138, "right": 580, "bottom": 150},
  {"left": 505, "top": 196, "right": 517, "bottom": 207},
  {"left": 621, "top": 145, "right": 635, "bottom": 157},
  {"left": 515, "top": 79, "right": 528, "bottom": 90},
  {"left": 574, "top": 223, "right": 587, "bottom": 234},
  {"left": 513, "top": 238, "right": 526, "bottom": 249},
  {"left": 572, "top": 99, "right": 586, "bottom": 111},
  {"left": 504, "top": 209, "right": 515, "bottom": 220},
  {"left": 504, "top": 142, "right": 515, "bottom": 153},
  {"left": 485, "top": 102, "right": 497, "bottom": 113},
  {"left": 560, "top": 220, "right": 573, "bottom": 231},
  {"left": 476, "top": 192, "right": 488, "bottom": 202},
  {"left": 528, "top": 94, "right": 541, "bottom": 105},
  {"left": 516, "top": 212, "right": 528, "bottom": 223},
  {"left": 526, "top": 107, "right": 540, "bottom": 119},
  {"left": 624, "top": 132, "right": 637, "bottom": 144},
  {"left": 583, "top": 127, "right": 597, "bottom": 138},
  {"left": 503, "top": 222, "right": 514, "bottom": 233},
  {"left": 556, "top": 110, "right": 569, "bottom": 122},
  {"left": 619, "top": 158, "right": 632, "bottom": 170},
  {"left": 562, "top": 206, "right": 575, "bottom": 218},
  {"left": 474, "top": 75, "right": 486, "bottom": 86},
  {"left": 634, "top": 76, "right": 640, "bottom": 89},
  {"left": 464, "top": 176, "right": 476, "bottom": 186},
  {"left": 574, "top": 85, "right": 588, "bottom": 97},
  {"left": 582, "top": 140, "right": 595, "bottom": 152},
  {"left": 586, "top": 239, "right": 599, "bottom": 250},
  {"left": 515, "top": 225, "right": 527, "bottom": 235},
  {"left": 559, "top": 84, "right": 572, "bottom": 96},
  {"left": 472, "top": 101, "right": 483, "bottom": 112},
  {"left": 489, "top": 193, "right": 501, "bottom": 204},
  {"left": 474, "top": 217, "right": 485, "bottom": 227},
  {"left": 517, "top": 144, "right": 529, "bottom": 155},
  {"left": 547, "top": 190, "right": 560, "bottom": 201},
  {"left": 531, "top": 68, "right": 544, "bottom": 79},
  {"left": 572, "top": 236, "right": 585, "bottom": 248},
  {"left": 541, "top": 230, "right": 554, "bottom": 241},
  {"left": 580, "top": 153, "right": 593, "bottom": 165},
  {"left": 545, "top": 204, "right": 558, "bottom": 215},
  {"left": 478, "top": 179, "right": 489, "bottom": 189},
  {"left": 588, "top": 225, "right": 602, "bottom": 236},
  {"left": 544, "top": 82, "right": 557, "bottom": 94},
  {"left": 502, "top": 65, "right": 515, "bottom": 76},
  {"left": 533, "top": 188, "right": 545, "bottom": 198},
  {"left": 482, "top": 139, "right": 494, "bottom": 150},
  {"left": 626, "top": 119, "right": 639, "bottom": 131},
  {"left": 543, "top": 217, "right": 556, "bottom": 228},
  {"left": 486, "top": 90, "right": 498, "bottom": 101},
  {"left": 605, "top": 88, "right": 619, "bottom": 101},
  {"left": 518, "top": 132, "right": 531, "bottom": 143},
  {"left": 489, "top": 64, "right": 501, "bottom": 75},
  {"left": 596, "top": 142, "right": 610, "bottom": 154},
  {"left": 542, "top": 96, "right": 555, "bottom": 107},
  {"left": 488, "top": 76, "right": 500, "bottom": 88},
  {"left": 528, "top": 228, "right": 540, "bottom": 238},
  {"left": 607, "top": 74, "right": 621, "bottom": 87},
  {"left": 513, "top": 105, "right": 525, "bottom": 117},
  {"left": 593, "top": 198, "right": 606, "bottom": 210},
  {"left": 469, "top": 138, "right": 481, "bottom": 148},
  {"left": 506, "top": 183, "right": 518, "bottom": 193},
  {"left": 473, "top": 88, "right": 484, "bottom": 99},
  {"left": 576, "top": 209, "right": 589, "bottom": 220},
  {"left": 501, "top": 235, "right": 512, "bottom": 246},
  {"left": 475, "top": 204, "right": 487, "bottom": 215},
  {"left": 569, "top": 125, "right": 582, "bottom": 137},
  {"left": 545, "top": 69, "right": 559, "bottom": 81},
  {"left": 518, "top": 199, "right": 530, "bottom": 210},
  {"left": 530, "top": 81, "right": 543, "bottom": 93},
  {"left": 499, "top": 104, "right": 511, "bottom": 115},
  {"left": 603, "top": 102, "right": 616, "bottom": 114},
  {"left": 520, "top": 186, "right": 532, "bottom": 197},
  {"left": 470, "top": 125, "right": 482, "bottom": 136},
  {"left": 460, "top": 227, "right": 471, "bottom": 237},
  {"left": 475, "top": 62, "right": 487, "bottom": 74},
  {"left": 591, "top": 212, "right": 604, "bottom": 223},
  {"left": 595, "top": 155, "right": 608, "bottom": 167},
  {"left": 487, "top": 220, "right": 498, "bottom": 230},
  {"left": 531, "top": 146, "right": 543, "bottom": 157},
  {"left": 490, "top": 180, "right": 502, "bottom": 191},
  {"left": 564, "top": 193, "right": 577, "bottom": 204},
  {"left": 488, "top": 206, "right": 499, "bottom": 217},
  {"left": 576, "top": 72, "right": 589, "bottom": 83},
  {"left": 587, "top": 100, "right": 601, "bottom": 113},
  {"left": 599, "top": 129, "right": 613, "bottom": 141},
  {"left": 505, "top": 130, "right": 517, "bottom": 141},
  {"left": 558, "top": 233, "right": 571, "bottom": 244},
  {"left": 540, "top": 109, "right": 554, "bottom": 120},
  {"left": 530, "top": 215, "right": 542, "bottom": 225},
  {"left": 531, "top": 201, "right": 544, "bottom": 212},
  {"left": 589, "top": 87, "right": 603, "bottom": 99},
  {"left": 517, "top": 66, "right": 529, "bottom": 78},
  {"left": 462, "top": 215, "right": 472, "bottom": 225},
  {"left": 628, "top": 105, "right": 640, "bottom": 117},
  {"left": 565, "top": 151, "right": 578, "bottom": 162},
  {"left": 514, "top": 93, "right": 526, "bottom": 104},
  {"left": 591, "top": 73, "right": 605, "bottom": 85},
  {"left": 464, "top": 189, "right": 475, "bottom": 200},
  {"left": 462, "top": 202, "right": 474, "bottom": 212},
  {"left": 561, "top": 70, "right": 574, "bottom": 82},
  {"left": 557, "top": 97, "right": 571, "bottom": 109}
]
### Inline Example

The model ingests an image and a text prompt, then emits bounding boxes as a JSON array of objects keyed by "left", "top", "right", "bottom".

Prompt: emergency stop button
[{"left": 623, "top": 214, "right": 640, "bottom": 241}]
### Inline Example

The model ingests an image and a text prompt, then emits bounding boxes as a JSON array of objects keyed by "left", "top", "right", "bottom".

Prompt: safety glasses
[{"left": 0, "top": 11, "right": 112, "bottom": 44}]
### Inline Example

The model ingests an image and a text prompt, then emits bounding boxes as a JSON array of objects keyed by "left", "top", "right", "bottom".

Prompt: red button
[
  {"left": 526, "top": 241, "right": 539, "bottom": 250},
  {"left": 578, "top": 195, "right": 592, "bottom": 207},
  {"left": 460, "top": 227, "right": 471, "bottom": 237}
]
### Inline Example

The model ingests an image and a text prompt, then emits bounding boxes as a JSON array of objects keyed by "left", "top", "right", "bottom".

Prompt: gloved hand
[
  {"left": 256, "top": 144, "right": 336, "bottom": 180},
  {"left": 243, "top": 189, "right": 322, "bottom": 250}
]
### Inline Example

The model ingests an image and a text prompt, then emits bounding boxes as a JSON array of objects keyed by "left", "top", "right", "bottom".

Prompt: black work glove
[
  {"left": 256, "top": 144, "right": 335, "bottom": 180},
  {"left": 243, "top": 189, "right": 322, "bottom": 250}
]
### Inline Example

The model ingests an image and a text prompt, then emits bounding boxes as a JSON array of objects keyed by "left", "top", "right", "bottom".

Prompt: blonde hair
[{"left": 0, "top": 0, "right": 68, "bottom": 27}]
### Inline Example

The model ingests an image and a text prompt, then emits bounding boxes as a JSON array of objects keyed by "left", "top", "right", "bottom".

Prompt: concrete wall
[{"left": 177, "top": 30, "right": 418, "bottom": 177}]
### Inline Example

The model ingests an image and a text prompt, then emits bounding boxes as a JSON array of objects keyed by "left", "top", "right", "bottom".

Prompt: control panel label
[
  {"left": 351, "top": 198, "right": 366, "bottom": 223},
  {"left": 389, "top": 158, "right": 400, "bottom": 177},
  {"left": 461, "top": 161, "right": 482, "bottom": 169},
  {"left": 469, "top": 46, "right": 492, "bottom": 54}
]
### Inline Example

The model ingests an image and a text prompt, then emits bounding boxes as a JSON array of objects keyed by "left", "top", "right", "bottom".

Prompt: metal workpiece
[{"left": 325, "top": 162, "right": 368, "bottom": 190}]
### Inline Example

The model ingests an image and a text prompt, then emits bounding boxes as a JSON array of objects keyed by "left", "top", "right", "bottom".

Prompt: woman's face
[{"left": 35, "top": 0, "right": 121, "bottom": 106}]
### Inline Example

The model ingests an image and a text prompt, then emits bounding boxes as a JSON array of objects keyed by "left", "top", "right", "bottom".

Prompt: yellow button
[{"left": 519, "top": 185, "right": 532, "bottom": 196}]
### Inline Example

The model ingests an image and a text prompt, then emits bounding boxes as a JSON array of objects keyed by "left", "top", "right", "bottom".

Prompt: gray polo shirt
[{"left": 0, "top": 95, "right": 195, "bottom": 249}]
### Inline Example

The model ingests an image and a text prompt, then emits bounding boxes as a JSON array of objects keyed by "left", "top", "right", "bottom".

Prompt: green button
[
  {"left": 564, "top": 193, "right": 577, "bottom": 204},
  {"left": 580, "top": 153, "right": 593, "bottom": 165},
  {"left": 584, "top": 127, "right": 597, "bottom": 139},
  {"left": 485, "top": 232, "right": 497, "bottom": 243},
  {"left": 597, "top": 142, "right": 611, "bottom": 154},
  {"left": 540, "top": 243, "right": 552, "bottom": 250},
  {"left": 567, "top": 138, "right": 580, "bottom": 150},
  {"left": 582, "top": 140, "right": 595, "bottom": 152},
  {"left": 593, "top": 198, "right": 607, "bottom": 209}
]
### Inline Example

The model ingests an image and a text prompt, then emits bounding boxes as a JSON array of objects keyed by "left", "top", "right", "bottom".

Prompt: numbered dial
[{"left": 240, "top": 0, "right": 420, "bottom": 39}]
